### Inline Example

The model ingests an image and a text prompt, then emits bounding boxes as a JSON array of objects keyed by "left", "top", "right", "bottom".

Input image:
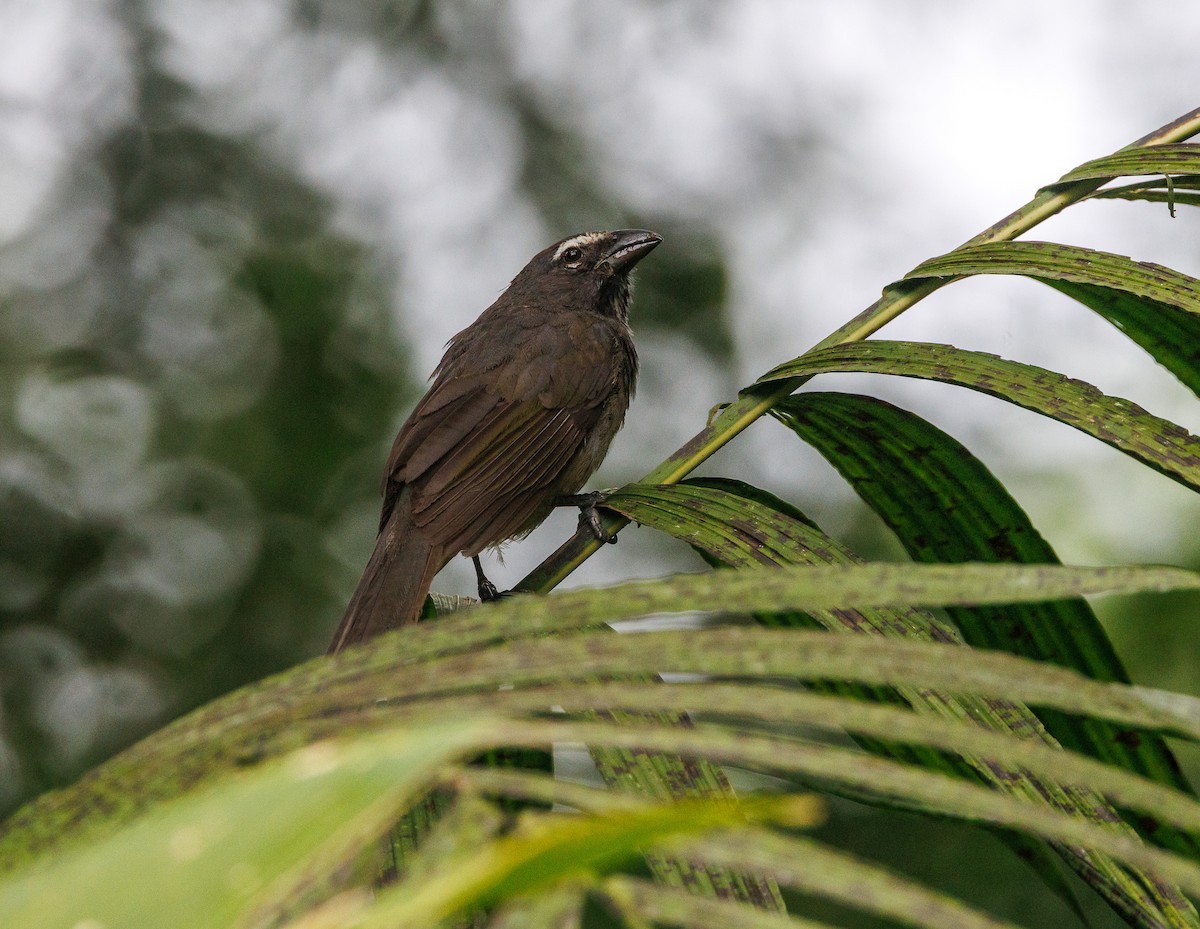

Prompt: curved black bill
[{"left": 604, "top": 229, "right": 663, "bottom": 272}]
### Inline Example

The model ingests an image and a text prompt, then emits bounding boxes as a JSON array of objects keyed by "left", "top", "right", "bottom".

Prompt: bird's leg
[
  {"left": 557, "top": 490, "right": 618, "bottom": 544},
  {"left": 473, "top": 555, "right": 501, "bottom": 602}
]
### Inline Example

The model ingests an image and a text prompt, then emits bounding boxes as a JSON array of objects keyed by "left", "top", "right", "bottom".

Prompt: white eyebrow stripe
[{"left": 553, "top": 232, "right": 606, "bottom": 261}]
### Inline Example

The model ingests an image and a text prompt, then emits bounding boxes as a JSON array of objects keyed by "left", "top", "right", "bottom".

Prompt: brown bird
[{"left": 329, "top": 229, "right": 661, "bottom": 653}]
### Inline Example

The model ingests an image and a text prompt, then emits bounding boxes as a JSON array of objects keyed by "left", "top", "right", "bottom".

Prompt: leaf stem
[{"left": 517, "top": 107, "right": 1200, "bottom": 594}]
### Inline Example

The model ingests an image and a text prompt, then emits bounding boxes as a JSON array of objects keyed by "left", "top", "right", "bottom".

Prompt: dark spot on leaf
[{"left": 1114, "top": 729, "right": 1143, "bottom": 749}]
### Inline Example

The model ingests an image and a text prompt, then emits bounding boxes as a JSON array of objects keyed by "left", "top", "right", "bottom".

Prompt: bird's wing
[{"left": 382, "top": 314, "right": 619, "bottom": 555}]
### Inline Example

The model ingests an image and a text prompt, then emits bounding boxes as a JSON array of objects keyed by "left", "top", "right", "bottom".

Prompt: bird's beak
[{"left": 603, "top": 229, "right": 662, "bottom": 272}]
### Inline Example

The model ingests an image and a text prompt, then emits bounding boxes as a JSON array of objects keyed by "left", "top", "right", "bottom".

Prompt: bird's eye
[{"left": 561, "top": 246, "right": 583, "bottom": 264}]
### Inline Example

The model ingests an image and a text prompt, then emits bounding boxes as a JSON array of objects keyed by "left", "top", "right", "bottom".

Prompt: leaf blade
[
  {"left": 770, "top": 391, "right": 1197, "bottom": 816},
  {"left": 1053, "top": 145, "right": 1200, "bottom": 185},
  {"left": 900, "top": 240, "right": 1200, "bottom": 396},
  {"left": 0, "top": 720, "right": 491, "bottom": 929},
  {"left": 757, "top": 340, "right": 1200, "bottom": 491}
]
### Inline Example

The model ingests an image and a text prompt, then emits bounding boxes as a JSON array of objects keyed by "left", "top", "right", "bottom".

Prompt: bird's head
[{"left": 509, "top": 229, "right": 662, "bottom": 321}]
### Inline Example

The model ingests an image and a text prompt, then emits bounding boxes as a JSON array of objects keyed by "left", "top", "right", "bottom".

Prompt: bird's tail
[{"left": 328, "top": 499, "right": 443, "bottom": 654}]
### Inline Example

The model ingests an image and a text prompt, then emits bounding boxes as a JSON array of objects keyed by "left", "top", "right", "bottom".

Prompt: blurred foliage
[
  {"left": 0, "top": 0, "right": 738, "bottom": 811},
  {"left": 0, "top": 117, "right": 409, "bottom": 799}
]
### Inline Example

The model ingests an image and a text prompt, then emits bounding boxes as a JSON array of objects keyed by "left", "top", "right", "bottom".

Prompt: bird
[{"left": 328, "top": 229, "right": 662, "bottom": 653}]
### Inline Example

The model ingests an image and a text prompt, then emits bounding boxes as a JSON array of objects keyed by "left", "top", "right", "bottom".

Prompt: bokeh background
[{"left": 3, "top": 2, "right": 1200, "bottom": 922}]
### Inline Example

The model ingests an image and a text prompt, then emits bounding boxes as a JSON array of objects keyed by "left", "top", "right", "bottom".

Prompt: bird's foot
[
  {"left": 472, "top": 555, "right": 506, "bottom": 602},
  {"left": 478, "top": 578, "right": 502, "bottom": 602},
  {"left": 557, "top": 490, "right": 618, "bottom": 544}
]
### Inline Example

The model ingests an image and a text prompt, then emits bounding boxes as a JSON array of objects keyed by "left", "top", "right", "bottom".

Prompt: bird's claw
[
  {"left": 580, "top": 504, "right": 617, "bottom": 544},
  {"left": 477, "top": 577, "right": 502, "bottom": 602},
  {"left": 473, "top": 555, "right": 511, "bottom": 602},
  {"left": 558, "top": 490, "right": 618, "bottom": 544}
]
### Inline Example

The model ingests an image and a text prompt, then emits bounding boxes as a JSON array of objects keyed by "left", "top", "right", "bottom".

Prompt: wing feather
[
  {"left": 412, "top": 405, "right": 583, "bottom": 552},
  {"left": 381, "top": 312, "right": 623, "bottom": 554}
]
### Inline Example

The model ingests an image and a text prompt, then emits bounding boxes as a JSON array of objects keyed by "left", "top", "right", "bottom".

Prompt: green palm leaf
[
  {"left": 770, "top": 392, "right": 1196, "bottom": 831},
  {"left": 901, "top": 241, "right": 1200, "bottom": 396},
  {"left": 7, "top": 564, "right": 1200, "bottom": 928},
  {"left": 757, "top": 340, "right": 1200, "bottom": 490}
]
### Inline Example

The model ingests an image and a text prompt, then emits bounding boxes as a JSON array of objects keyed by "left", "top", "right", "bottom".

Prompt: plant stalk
[{"left": 517, "top": 106, "right": 1200, "bottom": 594}]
